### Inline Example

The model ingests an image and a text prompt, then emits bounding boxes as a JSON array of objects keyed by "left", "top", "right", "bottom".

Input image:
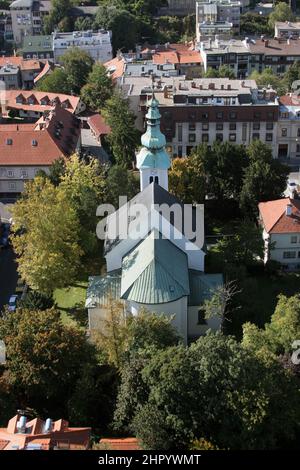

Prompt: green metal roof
[
  {"left": 121, "top": 230, "right": 190, "bottom": 304},
  {"left": 85, "top": 272, "right": 121, "bottom": 308},
  {"left": 136, "top": 147, "right": 170, "bottom": 170},
  {"left": 188, "top": 271, "right": 223, "bottom": 306},
  {"left": 22, "top": 35, "right": 53, "bottom": 53}
]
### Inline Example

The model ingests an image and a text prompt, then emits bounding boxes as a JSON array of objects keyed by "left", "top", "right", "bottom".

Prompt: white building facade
[{"left": 53, "top": 30, "right": 113, "bottom": 63}]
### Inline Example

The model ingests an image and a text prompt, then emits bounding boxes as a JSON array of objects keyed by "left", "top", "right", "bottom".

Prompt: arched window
[
  {"left": 149, "top": 176, "right": 154, "bottom": 184},
  {"left": 154, "top": 176, "right": 159, "bottom": 184}
]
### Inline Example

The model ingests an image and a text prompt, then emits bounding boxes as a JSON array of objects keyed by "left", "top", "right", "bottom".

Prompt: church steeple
[{"left": 136, "top": 84, "right": 171, "bottom": 191}]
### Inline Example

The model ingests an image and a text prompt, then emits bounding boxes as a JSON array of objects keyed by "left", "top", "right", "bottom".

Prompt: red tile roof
[
  {"left": 34, "top": 60, "right": 52, "bottom": 84},
  {"left": 279, "top": 94, "right": 300, "bottom": 106},
  {"left": 0, "top": 105, "right": 81, "bottom": 166},
  {"left": 88, "top": 113, "right": 111, "bottom": 137},
  {"left": 104, "top": 56, "right": 125, "bottom": 80},
  {"left": 259, "top": 198, "right": 300, "bottom": 233},
  {"left": 100, "top": 438, "right": 140, "bottom": 450},
  {"left": 2, "top": 90, "right": 81, "bottom": 115},
  {"left": 0, "top": 414, "right": 91, "bottom": 450},
  {"left": 153, "top": 49, "right": 202, "bottom": 65}
]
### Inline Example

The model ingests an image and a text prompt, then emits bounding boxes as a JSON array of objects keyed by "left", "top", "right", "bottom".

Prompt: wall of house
[
  {"left": 0, "top": 165, "right": 50, "bottom": 194},
  {"left": 269, "top": 232, "right": 300, "bottom": 269},
  {"left": 188, "top": 306, "right": 222, "bottom": 338},
  {"left": 277, "top": 117, "right": 300, "bottom": 160},
  {"left": 127, "top": 296, "right": 188, "bottom": 343}
]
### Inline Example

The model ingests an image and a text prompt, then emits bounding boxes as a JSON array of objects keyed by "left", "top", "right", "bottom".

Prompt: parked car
[
  {"left": 7, "top": 295, "right": 18, "bottom": 312},
  {"left": 0, "top": 223, "right": 10, "bottom": 248}
]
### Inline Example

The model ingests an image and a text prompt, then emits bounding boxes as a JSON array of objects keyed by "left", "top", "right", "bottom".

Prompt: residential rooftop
[
  {"left": 248, "top": 38, "right": 300, "bottom": 56},
  {"left": 22, "top": 35, "right": 53, "bottom": 53}
]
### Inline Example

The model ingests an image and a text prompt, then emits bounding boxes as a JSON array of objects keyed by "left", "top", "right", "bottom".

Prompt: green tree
[
  {"left": 58, "top": 154, "right": 106, "bottom": 255},
  {"left": 12, "top": 177, "right": 82, "bottom": 293},
  {"left": 74, "top": 16, "right": 94, "bottom": 31},
  {"left": 0, "top": 308, "right": 93, "bottom": 401},
  {"left": 18, "top": 291, "right": 54, "bottom": 311},
  {"left": 105, "top": 165, "right": 139, "bottom": 208},
  {"left": 102, "top": 91, "right": 140, "bottom": 167},
  {"left": 240, "top": 140, "right": 289, "bottom": 217},
  {"left": 268, "top": 2, "right": 295, "bottom": 29},
  {"left": 81, "top": 63, "right": 114, "bottom": 111},
  {"left": 215, "top": 220, "right": 264, "bottom": 267},
  {"left": 48, "top": 156, "right": 66, "bottom": 186},
  {"left": 218, "top": 65, "right": 235, "bottom": 79},
  {"left": 250, "top": 68, "right": 287, "bottom": 95},
  {"left": 242, "top": 294, "right": 300, "bottom": 357},
  {"left": 283, "top": 60, "right": 300, "bottom": 90},
  {"left": 60, "top": 47, "right": 94, "bottom": 94},
  {"left": 127, "top": 333, "right": 300, "bottom": 449},
  {"left": 36, "top": 68, "right": 72, "bottom": 94},
  {"left": 43, "top": 0, "right": 71, "bottom": 33},
  {"left": 168, "top": 156, "right": 206, "bottom": 204}
]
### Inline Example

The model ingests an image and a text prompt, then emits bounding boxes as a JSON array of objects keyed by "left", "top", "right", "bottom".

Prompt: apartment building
[
  {"left": 22, "top": 34, "right": 53, "bottom": 59},
  {"left": 160, "top": 0, "right": 249, "bottom": 16},
  {"left": 277, "top": 94, "right": 300, "bottom": 163},
  {"left": 198, "top": 38, "right": 250, "bottom": 78},
  {"left": 0, "top": 105, "right": 81, "bottom": 196},
  {"left": 52, "top": 30, "right": 113, "bottom": 63},
  {"left": 196, "top": 0, "right": 241, "bottom": 41},
  {"left": 275, "top": 21, "right": 300, "bottom": 39},
  {"left": 121, "top": 76, "right": 278, "bottom": 157},
  {"left": 248, "top": 37, "right": 300, "bottom": 75},
  {"left": 9, "top": 0, "right": 51, "bottom": 44},
  {"left": 0, "top": 57, "right": 42, "bottom": 88}
]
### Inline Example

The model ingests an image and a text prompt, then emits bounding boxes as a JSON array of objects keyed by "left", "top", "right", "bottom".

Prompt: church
[{"left": 85, "top": 94, "right": 223, "bottom": 343}]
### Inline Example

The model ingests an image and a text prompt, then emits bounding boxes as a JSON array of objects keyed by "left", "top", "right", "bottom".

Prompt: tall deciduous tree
[
  {"left": 12, "top": 178, "right": 82, "bottom": 293},
  {"left": 169, "top": 156, "right": 206, "bottom": 204},
  {"left": 105, "top": 165, "right": 139, "bottom": 208},
  {"left": 102, "top": 91, "right": 140, "bottom": 167},
  {"left": 240, "top": 140, "right": 289, "bottom": 217},
  {"left": 60, "top": 48, "right": 94, "bottom": 94},
  {"left": 268, "top": 2, "right": 295, "bottom": 29},
  {"left": 81, "top": 63, "right": 113, "bottom": 111},
  {"left": 36, "top": 68, "right": 72, "bottom": 95}
]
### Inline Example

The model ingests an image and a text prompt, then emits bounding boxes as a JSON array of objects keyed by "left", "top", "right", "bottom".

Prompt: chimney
[
  {"left": 227, "top": 84, "right": 231, "bottom": 90},
  {"left": 264, "top": 40, "right": 269, "bottom": 47},
  {"left": 286, "top": 203, "right": 292, "bottom": 216},
  {"left": 208, "top": 82, "right": 215, "bottom": 90}
]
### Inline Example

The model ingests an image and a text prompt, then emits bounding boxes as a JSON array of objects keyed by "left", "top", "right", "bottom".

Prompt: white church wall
[
  {"left": 188, "top": 306, "right": 222, "bottom": 338},
  {"left": 127, "top": 297, "right": 188, "bottom": 344}
]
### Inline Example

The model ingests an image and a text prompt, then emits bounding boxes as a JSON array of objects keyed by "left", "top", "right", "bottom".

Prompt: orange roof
[
  {"left": 279, "top": 95, "right": 300, "bottom": 106},
  {"left": 0, "top": 56, "right": 41, "bottom": 71},
  {"left": 0, "top": 414, "right": 91, "bottom": 451},
  {"left": 0, "top": 105, "right": 81, "bottom": 166},
  {"left": 34, "top": 60, "right": 52, "bottom": 84},
  {"left": 259, "top": 198, "right": 300, "bottom": 233},
  {"left": 2, "top": 90, "right": 80, "bottom": 115},
  {"left": 153, "top": 49, "right": 202, "bottom": 65},
  {"left": 104, "top": 56, "right": 125, "bottom": 81},
  {"left": 100, "top": 438, "right": 140, "bottom": 450},
  {"left": 88, "top": 113, "right": 111, "bottom": 137}
]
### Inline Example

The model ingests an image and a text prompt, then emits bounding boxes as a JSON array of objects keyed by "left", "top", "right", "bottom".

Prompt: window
[
  {"left": 7, "top": 170, "right": 14, "bottom": 177},
  {"left": 291, "top": 236, "right": 297, "bottom": 244},
  {"left": 253, "top": 122, "right": 260, "bottom": 130},
  {"left": 297, "top": 144, "right": 300, "bottom": 153},
  {"left": 154, "top": 176, "right": 159, "bottom": 184},
  {"left": 266, "top": 122, "right": 273, "bottom": 130},
  {"left": 267, "top": 111, "right": 274, "bottom": 119},
  {"left": 216, "top": 123, "right": 223, "bottom": 130},
  {"left": 283, "top": 251, "right": 296, "bottom": 259},
  {"left": 178, "top": 145, "right": 182, "bottom": 157},
  {"left": 229, "top": 123, "right": 236, "bottom": 130},
  {"left": 216, "top": 133, "right": 223, "bottom": 142},
  {"left": 202, "top": 113, "right": 208, "bottom": 120},
  {"left": 189, "top": 123, "right": 196, "bottom": 131},
  {"left": 252, "top": 133, "right": 260, "bottom": 140},
  {"left": 6, "top": 138, "right": 12, "bottom": 145},
  {"left": 197, "top": 308, "right": 207, "bottom": 325},
  {"left": 202, "top": 123, "right": 209, "bottom": 131},
  {"left": 281, "top": 128, "right": 287, "bottom": 137},
  {"left": 229, "top": 112, "right": 237, "bottom": 120},
  {"left": 254, "top": 111, "right": 261, "bottom": 119},
  {"left": 189, "top": 134, "right": 196, "bottom": 143},
  {"left": 229, "top": 134, "right": 236, "bottom": 142},
  {"left": 216, "top": 112, "right": 223, "bottom": 120},
  {"left": 149, "top": 176, "right": 153, "bottom": 184},
  {"left": 177, "top": 124, "right": 182, "bottom": 142},
  {"left": 242, "top": 123, "right": 247, "bottom": 141},
  {"left": 298, "top": 128, "right": 300, "bottom": 137},
  {"left": 8, "top": 182, "right": 16, "bottom": 191},
  {"left": 202, "top": 134, "right": 209, "bottom": 142},
  {"left": 266, "top": 133, "right": 273, "bottom": 141}
]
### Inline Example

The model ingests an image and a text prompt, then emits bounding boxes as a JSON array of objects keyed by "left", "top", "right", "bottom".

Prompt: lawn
[{"left": 53, "top": 250, "right": 106, "bottom": 328}]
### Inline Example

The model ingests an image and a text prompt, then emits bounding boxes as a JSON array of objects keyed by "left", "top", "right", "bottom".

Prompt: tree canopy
[{"left": 80, "top": 63, "right": 114, "bottom": 111}]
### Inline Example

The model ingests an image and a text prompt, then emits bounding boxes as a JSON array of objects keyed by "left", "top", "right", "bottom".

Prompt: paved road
[{"left": 0, "top": 248, "right": 18, "bottom": 312}]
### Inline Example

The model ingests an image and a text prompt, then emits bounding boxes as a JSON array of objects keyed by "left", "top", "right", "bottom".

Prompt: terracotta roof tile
[
  {"left": 259, "top": 198, "right": 300, "bottom": 233},
  {"left": 249, "top": 38, "right": 300, "bottom": 56},
  {"left": 88, "top": 113, "right": 111, "bottom": 137},
  {"left": 2, "top": 90, "right": 80, "bottom": 115},
  {"left": 100, "top": 438, "right": 140, "bottom": 450}
]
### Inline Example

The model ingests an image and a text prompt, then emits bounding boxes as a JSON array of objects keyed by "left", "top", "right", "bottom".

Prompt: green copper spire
[{"left": 136, "top": 93, "right": 171, "bottom": 171}]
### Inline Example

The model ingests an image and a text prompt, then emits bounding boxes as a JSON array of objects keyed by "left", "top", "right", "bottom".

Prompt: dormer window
[
  {"left": 32, "top": 140, "right": 38, "bottom": 146},
  {"left": 6, "top": 138, "right": 12, "bottom": 145}
]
